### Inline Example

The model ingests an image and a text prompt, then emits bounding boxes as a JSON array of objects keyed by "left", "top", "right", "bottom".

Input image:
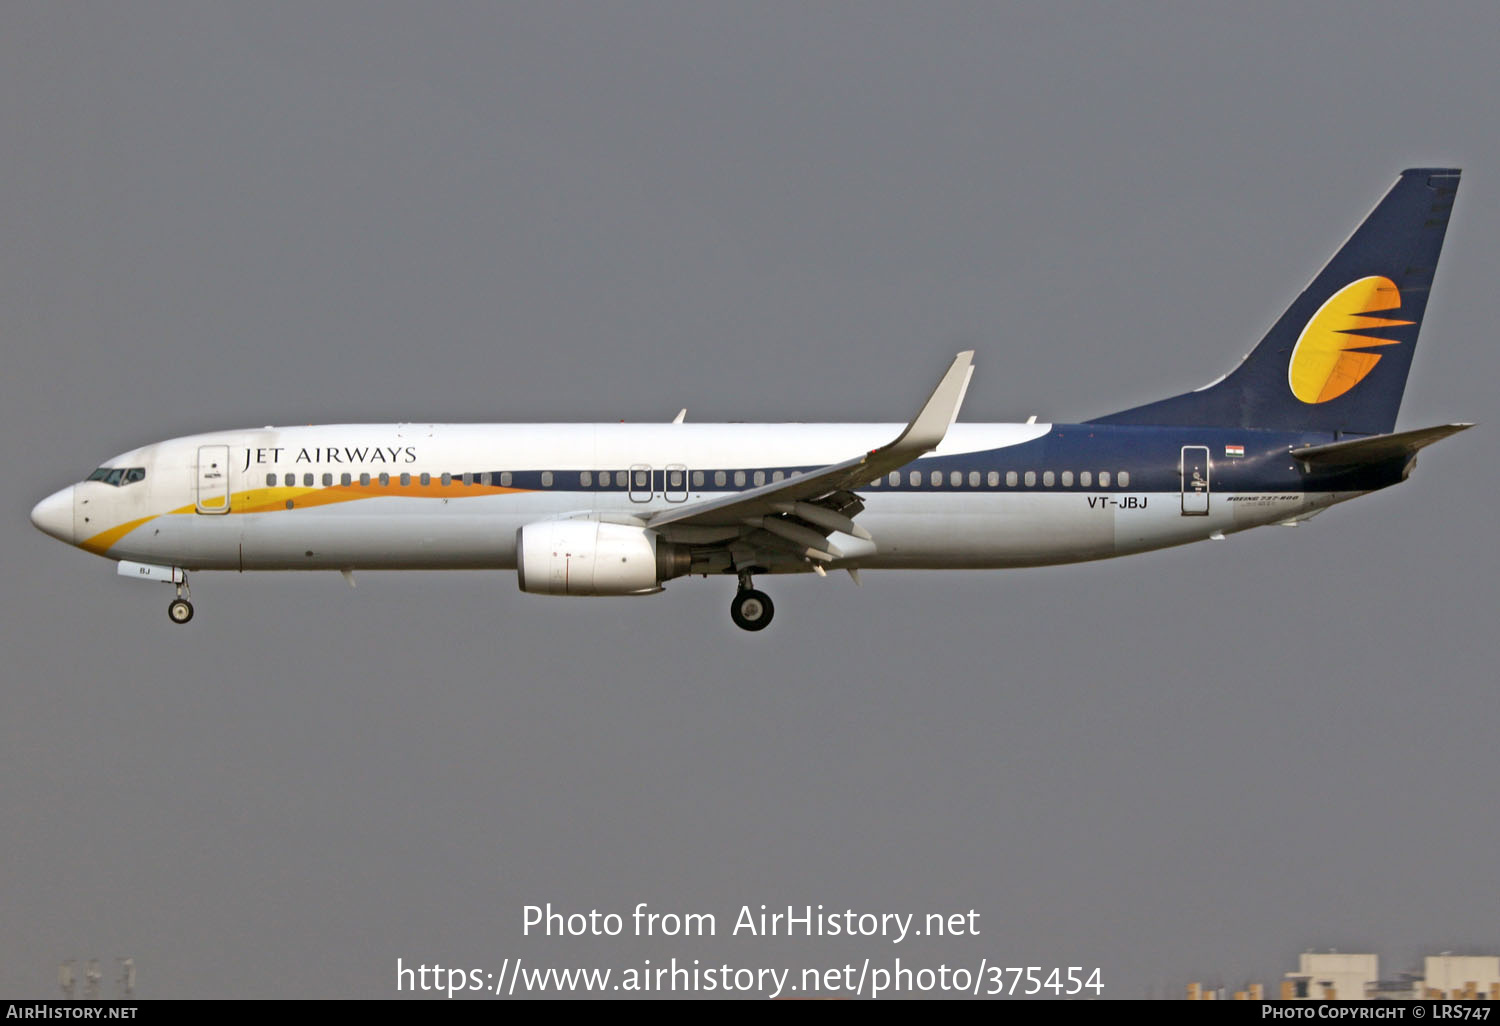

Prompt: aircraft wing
[
  {"left": 1290, "top": 422, "right": 1473, "bottom": 467},
  {"left": 645, "top": 351, "right": 974, "bottom": 559}
]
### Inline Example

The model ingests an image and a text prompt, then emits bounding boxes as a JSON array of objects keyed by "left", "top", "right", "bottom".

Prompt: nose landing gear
[
  {"left": 115, "top": 561, "right": 197, "bottom": 624},
  {"left": 168, "top": 575, "right": 194, "bottom": 624},
  {"left": 730, "top": 570, "right": 774, "bottom": 632}
]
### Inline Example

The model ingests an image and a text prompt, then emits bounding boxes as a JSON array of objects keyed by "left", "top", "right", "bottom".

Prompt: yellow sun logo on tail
[{"left": 1288, "top": 276, "right": 1411, "bottom": 404}]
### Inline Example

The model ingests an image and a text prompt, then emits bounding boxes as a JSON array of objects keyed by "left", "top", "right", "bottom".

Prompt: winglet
[{"left": 884, "top": 351, "right": 974, "bottom": 456}]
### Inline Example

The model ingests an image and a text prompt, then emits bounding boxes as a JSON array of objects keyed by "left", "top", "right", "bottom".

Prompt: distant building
[
  {"left": 1367, "top": 969, "right": 1425, "bottom": 1000},
  {"left": 1282, "top": 952, "right": 1379, "bottom": 1000},
  {"left": 1423, "top": 955, "right": 1500, "bottom": 1000},
  {"left": 1182, "top": 949, "right": 1500, "bottom": 1000}
]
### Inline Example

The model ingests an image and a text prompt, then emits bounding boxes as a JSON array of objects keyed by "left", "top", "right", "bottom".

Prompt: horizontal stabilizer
[{"left": 1290, "top": 422, "right": 1472, "bottom": 466}]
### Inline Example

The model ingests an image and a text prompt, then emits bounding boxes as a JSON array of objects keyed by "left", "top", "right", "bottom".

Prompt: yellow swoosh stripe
[
  {"left": 80, "top": 515, "right": 160, "bottom": 555},
  {"left": 78, "top": 484, "right": 532, "bottom": 554},
  {"left": 233, "top": 481, "right": 528, "bottom": 513}
]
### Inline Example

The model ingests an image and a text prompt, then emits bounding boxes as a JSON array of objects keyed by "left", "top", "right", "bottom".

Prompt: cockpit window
[{"left": 86, "top": 467, "right": 146, "bottom": 487}]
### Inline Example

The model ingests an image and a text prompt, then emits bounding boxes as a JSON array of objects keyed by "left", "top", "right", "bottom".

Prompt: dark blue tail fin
[{"left": 1090, "top": 168, "right": 1460, "bottom": 434}]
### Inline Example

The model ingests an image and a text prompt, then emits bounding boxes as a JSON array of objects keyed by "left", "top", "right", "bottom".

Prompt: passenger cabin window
[
  {"left": 440, "top": 473, "right": 451, "bottom": 486},
  {"left": 361, "top": 473, "right": 372, "bottom": 486},
  {"left": 909, "top": 470, "right": 921, "bottom": 487},
  {"left": 1061, "top": 471, "right": 1074, "bottom": 487},
  {"left": 400, "top": 473, "right": 411, "bottom": 486},
  {"left": 1024, "top": 471, "right": 1036, "bottom": 486},
  {"left": 1099, "top": 471, "right": 1111, "bottom": 487},
  {"left": 420, "top": 472, "right": 431, "bottom": 486},
  {"left": 987, "top": 471, "right": 999, "bottom": 487},
  {"left": 324, "top": 473, "right": 334, "bottom": 486},
  {"left": 1119, "top": 471, "right": 1130, "bottom": 487},
  {"left": 581, "top": 470, "right": 593, "bottom": 487},
  {"left": 379, "top": 473, "right": 390, "bottom": 486},
  {"left": 1080, "top": 471, "right": 1092, "bottom": 487},
  {"left": 541, "top": 471, "right": 554, "bottom": 487},
  {"left": 304, "top": 473, "right": 315, "bottom": 487},
  {"left": 950, "top": 470, "right": 962, "bottom": 487},
  {"left": 771, "top": 470, "right": 784, "bottom": 483},
  {"left": 715, "top": 470, "right": 727, "bottom": 487},
  {"left": 888, "top": 471, "right": 900, "bottom": 487},
  {"left": 501, "top": 472, "right": 512, "bottom": 487},
  {"left": 734, "top": 471, "right": 746, "bottom": 487},
  {"left": 969, "top": 471, "right": 980, "bottom": 487},
  {"left": 1006, "top": 471, "right": 1018, "bottom": 487},
  {"left": 266, "top": 473, "right": 276, "bottom": 487},
  {"left": 1043, "top": 471, "right": 1055, "bottom": 486},
  {"left": 753, "top": 470, "right": 766, "bottom": 486},
  {"left": 341, "top": 473, "right": 352, "bottom": 486},
  {"left": 692, "top": 471, "right": 704, "bottom": 487}
]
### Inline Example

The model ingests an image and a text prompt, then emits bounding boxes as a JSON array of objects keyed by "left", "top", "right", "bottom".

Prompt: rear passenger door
[{"left": 1180, "top": 446, "right": 1210, "bottom": 515}]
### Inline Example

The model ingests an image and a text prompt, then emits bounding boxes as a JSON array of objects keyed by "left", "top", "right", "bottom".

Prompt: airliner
[{"left": 30, "top": 168, "right": 1470, "bottom": 630}]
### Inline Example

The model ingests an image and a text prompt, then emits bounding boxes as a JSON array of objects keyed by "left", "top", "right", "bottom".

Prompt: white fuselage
[{"left": 53, "top": 422, "right": 1347, "bottom": 575}]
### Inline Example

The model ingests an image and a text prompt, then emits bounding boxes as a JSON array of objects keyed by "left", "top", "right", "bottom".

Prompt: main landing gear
[
  {"left": 730, "top": 570, "right": 774, "bottom": 632},
  {"left": 168, "top": 575, "right": 194, "bottom": 624}
]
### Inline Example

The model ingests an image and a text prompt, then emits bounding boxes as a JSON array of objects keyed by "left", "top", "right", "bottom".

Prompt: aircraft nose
[{"left": 30, "top": 485, "right": 75, "bottom": 544}]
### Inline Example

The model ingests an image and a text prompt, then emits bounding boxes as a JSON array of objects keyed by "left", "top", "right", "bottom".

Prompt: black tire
[
  {"left": 168, "top": 599, "right": 195, "bottom": 624},
  {"left": 730, "top": 589, "right": 774, "bottom": 632}
]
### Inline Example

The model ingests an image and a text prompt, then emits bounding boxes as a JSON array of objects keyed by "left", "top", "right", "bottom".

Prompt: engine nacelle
[{"left": 516, "top": 520, "right": 689, "bottom": 596}]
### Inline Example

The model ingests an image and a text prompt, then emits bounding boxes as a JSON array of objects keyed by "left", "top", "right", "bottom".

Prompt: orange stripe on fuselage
[
  {"left": 232, "top": 481, "right": 529, "bottom": 513},
  {"left": 78, "top": 484, "right": 527, "bottom": 554},
  {"left": 80, "top": 515, "right": 159, "bottom": 555}
]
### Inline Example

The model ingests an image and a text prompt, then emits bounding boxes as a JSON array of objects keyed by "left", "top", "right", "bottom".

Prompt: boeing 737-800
[{"left": 30, "top": 169, "right": 1470, "bottom": 630}]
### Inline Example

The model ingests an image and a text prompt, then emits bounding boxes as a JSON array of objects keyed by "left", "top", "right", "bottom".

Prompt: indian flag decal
[{"left": 1225, "top": 444, "right": 1244, "bottom": 458}]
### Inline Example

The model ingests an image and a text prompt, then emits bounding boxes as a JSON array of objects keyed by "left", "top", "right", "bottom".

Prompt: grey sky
[{"left": 3, "top": 1, "right": 1496, "bottom": 998}]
